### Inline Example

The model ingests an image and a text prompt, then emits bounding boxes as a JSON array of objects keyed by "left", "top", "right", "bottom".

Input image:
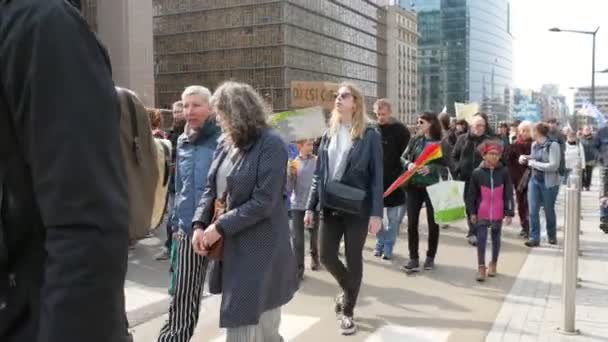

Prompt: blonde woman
[
  {"left": 304, "top": 82, "right": 383, "bottom": 335},
  {"left": 507, "top": 121, "right": 533, "bottom": 238}
]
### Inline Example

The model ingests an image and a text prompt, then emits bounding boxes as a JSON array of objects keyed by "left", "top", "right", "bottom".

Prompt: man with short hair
[
  {"left": 373, "top": 99, "right": 410, "bottom": 259},
  {"left": 155, "top": 101, "right": 186, "bottom": 260}
]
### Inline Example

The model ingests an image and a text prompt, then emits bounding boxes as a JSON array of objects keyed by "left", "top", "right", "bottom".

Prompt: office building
[
  {"left": 152, "top": 0, "right": 387, "bottom": 111},
  {"left": 81, "top": 0, "right": 156, "bottom": 106},
  {"left": 385, "top": 5, "right": 418, "bottom": 125},
  {"left": 574, "top": 86, "right": 608, "bottom": 115},
  {"left": 403, "top": 0, "right": 513, "bottom": 119}
]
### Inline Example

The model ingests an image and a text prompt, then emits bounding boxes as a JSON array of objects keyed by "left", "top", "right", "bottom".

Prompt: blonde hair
[
  {"left": 181, "top": 85, "right": 211, "bottom": 103},
  {"left": 518, "top": 120, "right": 533, "bottom": 134},
  {"left": 329, "top": 82, "right": 368, "bottom": 140}
]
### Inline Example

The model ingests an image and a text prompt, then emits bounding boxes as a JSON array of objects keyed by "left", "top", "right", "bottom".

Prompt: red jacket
[{"left": 508, "top": 137, "right": 532, "bottom": 187}]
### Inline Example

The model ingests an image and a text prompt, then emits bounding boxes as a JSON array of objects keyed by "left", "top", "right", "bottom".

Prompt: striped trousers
[
  {"left": 158, "top": 234, "right": 208, "bottom": 342},
  {"left": 225, "top": 307, "right": 284, "bottom": 342}
]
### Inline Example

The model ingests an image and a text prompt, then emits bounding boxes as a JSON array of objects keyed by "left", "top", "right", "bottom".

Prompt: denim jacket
[
  {"left": 306, "top": 125, "right": 383, "bottom": 218},
  {"left": 171, "top": 119, "right": 221, "bottom": 235}
]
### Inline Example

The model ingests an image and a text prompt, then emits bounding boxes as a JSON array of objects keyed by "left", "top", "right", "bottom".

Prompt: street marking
[
  {"left": 125, "top": 280, "right": 170, "bottom": 313},
  {"left": 210, "top": 314, "right": 319, "bottom": 342},
  {"left": 366, "top": 325, "right": 450, "bottom": 342}
]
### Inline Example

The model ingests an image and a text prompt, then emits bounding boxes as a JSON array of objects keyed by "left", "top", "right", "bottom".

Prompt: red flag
[{"left": 384, "top": 143, "right": 442, "bottom": 197}]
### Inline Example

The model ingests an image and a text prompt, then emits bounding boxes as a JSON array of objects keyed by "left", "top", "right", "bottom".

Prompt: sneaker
[
  {"left": 548, "top": 238, "right": 557, "bottom": 245},
  {"left": 600, "top": 222, "right": 608, "bottom": 233},
  {"left": 154, "top": 248, "right": 169, "bottom": 261},
  {"left": 525, "top": 240, "right": 540, "bottom": 247},
  {"left": 423, "top": 257, "right": 435, "bottom": 270},
  {"left": 339, "top": 316, "right": 357, "bottom": 335},
  {"left": 382, "top": 255, "right": 392, "bottom": 261},
  {"left": 373, "top": 250, "right": 382, "bottom": 257},
  {"left": 467, "top": 235, "right": 477, "bottom": 246},
  {"left": 401, "top": 259, "right": 420, "bottom": 274}
]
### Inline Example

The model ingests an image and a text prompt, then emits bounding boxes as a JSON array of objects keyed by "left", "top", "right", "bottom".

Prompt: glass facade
[
  {"left": 407, "top": 0, "right": 513, "bottom": 117},
  {"left": 153, "top": 0, "right": 387, "bottom": 111}
]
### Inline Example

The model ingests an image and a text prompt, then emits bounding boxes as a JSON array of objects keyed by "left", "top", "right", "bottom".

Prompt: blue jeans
[
  {"left": 375, "top": 205, "right": 406, "bottom": 257},
  {"left": 476, "top": 221, "right": 502, "bottom": 266},
  {"left": 528, "top": 177, "right": 559, "bottom": 242},
  {"left": 601, "top": 167, "right": 608, "bottom": 221}
]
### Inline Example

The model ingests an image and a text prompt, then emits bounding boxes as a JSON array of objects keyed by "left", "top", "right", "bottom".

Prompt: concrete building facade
[
  {"left": 81, "top": 0, "right": 156, "bottom": 106},
  {"left": 574, "top": 86, "right": 608, "bottom": 115},
  {"left": 385, "top": 5, "right": 418, "bottom": 125},
  {"left": 152, "top": 0, "right": 387, "bottom": 111}
]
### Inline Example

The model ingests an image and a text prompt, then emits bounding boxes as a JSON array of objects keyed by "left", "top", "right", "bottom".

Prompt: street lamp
[{"left": 549, "top": 26, "right": 600, "bottom": 105}]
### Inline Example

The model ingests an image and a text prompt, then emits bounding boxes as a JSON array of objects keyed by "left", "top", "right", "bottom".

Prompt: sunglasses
[{"left": 334, "top": 92, "right": 354, "bottom": 100}]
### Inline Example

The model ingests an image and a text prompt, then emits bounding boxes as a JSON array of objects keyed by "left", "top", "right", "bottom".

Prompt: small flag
[
  {"left": 579, "top": 101, "right": 606, "bottom": 129},
  {"left": 384, "top": 143, "right": 443, "bottom": 198}
]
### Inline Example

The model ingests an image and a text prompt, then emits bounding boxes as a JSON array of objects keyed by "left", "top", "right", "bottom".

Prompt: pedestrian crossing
[
  {"left": 124, "top": 280, "right": 169, "bottom": 313},
  {"left": 209, "top": 314, "right": 320, "bottom": 342},
  {"left": 366, "top": 325, "right": 450, "bottom": 342}
]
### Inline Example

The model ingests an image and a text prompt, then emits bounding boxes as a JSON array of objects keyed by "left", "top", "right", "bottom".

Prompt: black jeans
[
  {"left": 290, "top": 210, "right": 319, "bottom": 278},
  {"left": 582, "top": 164, "right": 594, "bottom": 189},
  {"left": 464, "top": 180, "right": 475, "bottom": 236},
  {"left": 405, "top": 186, "right": 440, "bottom": 260},
  {"left": 476, "top": 221, "right": 502, "bottom": 266},
  {"left": 164, "top": 192, "right": 175, "bottom": 250},
  {"left": 319, "top": 209, "right": 368, "bottom": 317}
]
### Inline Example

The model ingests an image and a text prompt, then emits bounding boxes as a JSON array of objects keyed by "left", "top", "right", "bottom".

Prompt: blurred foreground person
[{"left": 1, "top": 1, "right": 130, "bottom": 341}]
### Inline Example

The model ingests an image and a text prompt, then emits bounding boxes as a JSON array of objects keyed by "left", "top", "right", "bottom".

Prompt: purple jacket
[{"left": 466, "top": 162, "right": 514, "bottom": 221}]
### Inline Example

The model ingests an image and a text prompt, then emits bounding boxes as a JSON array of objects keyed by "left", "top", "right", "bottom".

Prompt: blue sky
[{"left": 511, "top": 0, "right": 608, "bottom": 95}]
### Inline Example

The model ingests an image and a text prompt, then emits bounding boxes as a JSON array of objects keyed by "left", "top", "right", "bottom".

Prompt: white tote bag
[{"left": 426, "top": 170, "right": 466, "bottom": 224}]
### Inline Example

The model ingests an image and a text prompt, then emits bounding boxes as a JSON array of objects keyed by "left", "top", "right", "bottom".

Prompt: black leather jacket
[{"left": 307, "top": 126, "right": 384, "bottom": 218}]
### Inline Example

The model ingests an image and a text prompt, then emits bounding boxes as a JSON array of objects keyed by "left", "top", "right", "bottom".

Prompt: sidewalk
[{"left": 486, "top": 177, "right": 608, "bottom": 342}]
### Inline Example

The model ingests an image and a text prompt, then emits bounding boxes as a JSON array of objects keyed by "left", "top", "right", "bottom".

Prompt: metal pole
[
  {"left": 592, "top": 31, "right": 597, "bottom": 106},
  {"left": 559, "top": 174, "right": 581, "bottom": 335}
]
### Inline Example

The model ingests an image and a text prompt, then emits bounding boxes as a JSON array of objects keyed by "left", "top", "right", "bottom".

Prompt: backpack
[
  {"left": 546, "top": 138, "right": 566, "bottom": 176},
  {"left": 116, "top": 88, "right": 171, "bottom": 241}
]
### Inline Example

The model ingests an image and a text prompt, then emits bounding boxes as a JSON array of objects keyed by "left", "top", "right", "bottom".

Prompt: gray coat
[
  {"left": 193, "top": 129, "right": 297, "bottom": 328},
  {"left": 529, "top": 140, "right": 561, "bottom": 188}
]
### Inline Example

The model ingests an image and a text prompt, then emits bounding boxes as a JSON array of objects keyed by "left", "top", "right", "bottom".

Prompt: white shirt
[
  {"left": 564, "top": 141, "right": 586, "bottom": 170},
  {"left": 328, "top": 124, "right": 353, "bottom": 180}
]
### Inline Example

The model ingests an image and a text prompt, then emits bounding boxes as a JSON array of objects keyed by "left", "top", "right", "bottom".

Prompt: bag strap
[{"left": 124, "top": 92, "right": 142, "bottom": 165}]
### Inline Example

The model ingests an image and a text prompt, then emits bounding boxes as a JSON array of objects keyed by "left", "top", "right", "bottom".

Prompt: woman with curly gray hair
[{"left": 192, "top": 81, "right": 297, "bottom": 341}]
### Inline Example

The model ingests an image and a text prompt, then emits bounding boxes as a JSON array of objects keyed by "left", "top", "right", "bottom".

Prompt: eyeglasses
[{"left": 334, "top": 92, "right": 354, "bottom": 100}]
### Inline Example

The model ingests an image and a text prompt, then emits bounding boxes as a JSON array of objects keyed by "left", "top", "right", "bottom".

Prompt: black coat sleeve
[
  {"left": 503, "top": 169, "right": 515, "bottom": 217},
  {"left": 2, "top": 2, "right": 128, "bottom": 230}
]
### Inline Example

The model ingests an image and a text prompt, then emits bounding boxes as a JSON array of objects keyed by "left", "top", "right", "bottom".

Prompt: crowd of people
[{"left": 4, "top": 2, "right": 608, "bottom": 342}]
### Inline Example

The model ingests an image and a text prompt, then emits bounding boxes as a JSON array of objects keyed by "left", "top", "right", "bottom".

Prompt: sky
[{"left": 511, "top": 0, "right": 608, "bottom": 99}]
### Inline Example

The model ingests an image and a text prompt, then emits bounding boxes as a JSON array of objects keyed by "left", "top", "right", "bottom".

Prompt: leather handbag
[
  {"left": 323, "top": 180, "right": 366, "bottom": 215},
  {"left": 517, "top": 168, "right": 531, "bottom": 192},
  {"left": 205, "top": 194, "right": 227, "bottom": 260}
]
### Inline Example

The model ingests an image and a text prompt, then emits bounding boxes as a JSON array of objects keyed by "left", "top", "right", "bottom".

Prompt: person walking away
[
  {"left": 521, "top": 123, "right": 561, "bottom": 247},
  {"left": 157, "top": 86, "right": 221, "bottom": 342},
  {"left": 563, "top": 131, "right": 586, "bottom": 184},
  {"left": 594, "top": 125, "right": 608, "bottom": 232},
  {"left": 507, "top": 121, "right": 533, "bottom": 238},
  {"left": 156, "top": 101, "right": 186, "bottom": 261},
  {"left": 580, "top": 126, "right": 597, "bottom": 191},
  {"left": 1, "top": 1, "right": 130, "bottom": 341},
  {"left": 287, "top": 139, "right": 321, "bottom": 282},
  {"left": 192, "top": 81, "right": 297, "bottom": 342},
  {"left": 304, "top": 82, "right": 383, "bottom": 335},
  {"left": 452, "top": 113, "right": 501, "bottom": 246},
  {"left": 467, "top": 140, "right": 514, "bottom": 282},
  {"left": 400, "top": 113, "right": 451, "bottom": 274},
  {"left": 374, "top": 99, "right": 410, "bottom": 260}
]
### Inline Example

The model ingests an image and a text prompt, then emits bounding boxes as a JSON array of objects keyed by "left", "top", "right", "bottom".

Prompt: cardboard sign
[{"left": 291, "top": 81, "right": 339, "bottom": 110}]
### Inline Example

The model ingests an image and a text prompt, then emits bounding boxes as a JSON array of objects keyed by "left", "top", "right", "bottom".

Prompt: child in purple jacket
[{"left": 466, "top": 139, "right": 514, "bottom": 282}]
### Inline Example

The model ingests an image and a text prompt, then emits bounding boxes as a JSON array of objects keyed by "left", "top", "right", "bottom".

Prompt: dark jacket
[
  {"left": 507, "top": 137, "right": 532, "bottom": 189},
  {"left": 580, "top": 133, "right": 597, "bottom": 165},
  {"left": 380, "top": 118, "right": 410, "bottom": 207},
  {"left": 594, "top": 127, "right": 608, "bottom": 166},
  {"left": 466, "top": 162, "right": 514, "bottom": 221},
  {"left": 307, "top": 125, "right": 384, "bottom": 218},
  {"left": 452, "top": 131, "right": 504, "bottom": 182},
  {"left": 192, "top": 129, "right": 297, "bottom": 328},
  {"left": 0, "top": 1, "right": 129, "bottom": 341},
  {"left": 400, "top": 135, "right": 452, "bottom": 187}
]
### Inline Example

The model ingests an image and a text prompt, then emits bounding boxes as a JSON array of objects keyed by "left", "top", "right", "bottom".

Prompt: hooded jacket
[
  {"left": 452, "top": 131, "right": 494, "bottom": 182},
  {"left": 466, "top": 162, "right": 514, "bottom": 221}
]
